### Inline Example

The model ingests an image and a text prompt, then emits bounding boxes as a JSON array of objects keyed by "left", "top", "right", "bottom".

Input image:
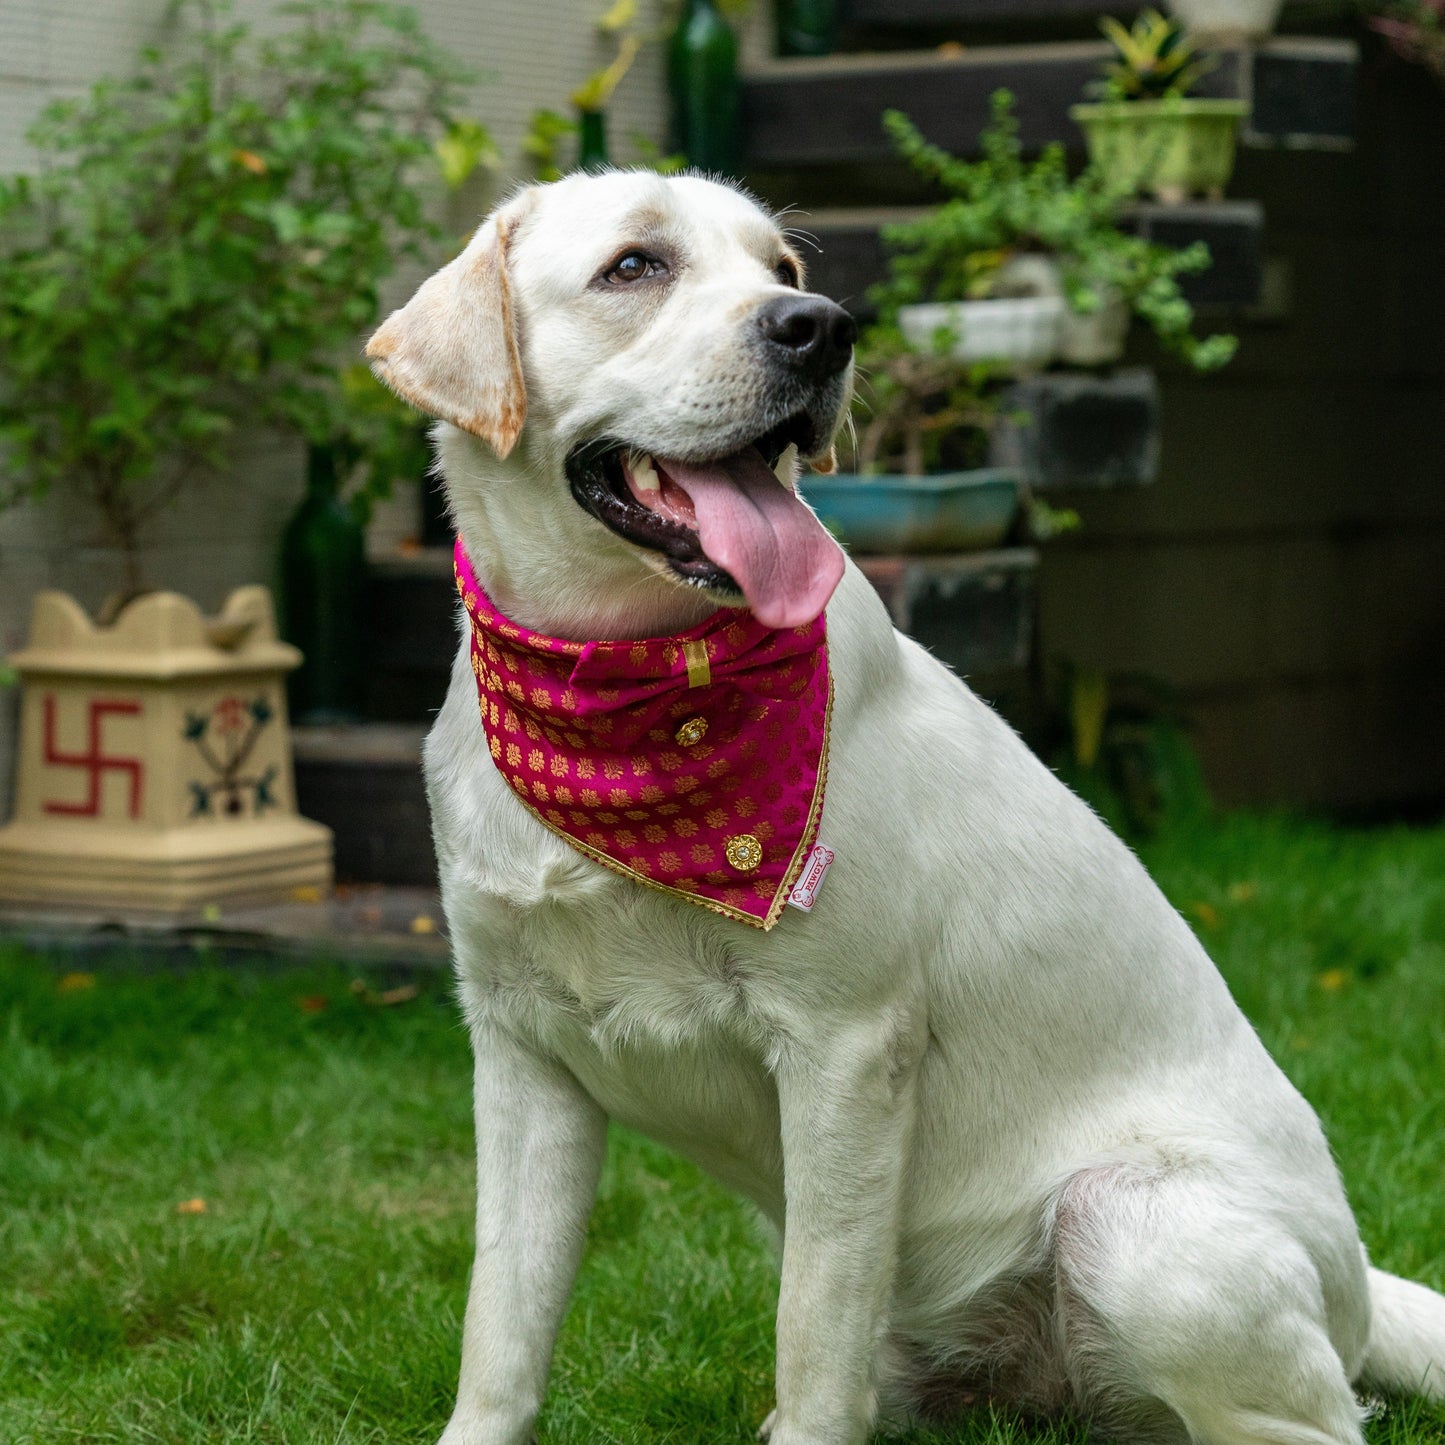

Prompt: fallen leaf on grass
[
  {"left": 57, "top": 972, "right": 96, "bottom": 993},
  {"left": 297, "top": 995, "right": 329, "bottom": 1013},
  {"left": 349, "top": 978, "right": 420, "bottom": 1007},
  {"left": 1188, "top": 901, "right": 1220, "bottom": 930},
  {"left": 1316, "top": 969, "right": 1350, "bottom": 992},
  {"left": 1227, "top": 881, "right": 1257, "bottom": 903},
  {"left": 174, "top": 1198, "right": 207, "bottom": 1215}
]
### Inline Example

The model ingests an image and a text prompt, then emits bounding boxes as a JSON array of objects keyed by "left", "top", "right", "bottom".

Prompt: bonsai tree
[
  {"left": 0, "top": 0, "right": 487, "bottom": 596},
  {"left": 875, "top": 90, "right": 1237, "bottom": 371},
  {"left": 848, "top": 324, "right": 1003, "bottom": 476}
]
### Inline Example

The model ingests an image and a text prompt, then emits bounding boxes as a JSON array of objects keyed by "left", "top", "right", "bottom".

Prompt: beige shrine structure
[{"left": 0, "top": 587, "right": 332, "bottom": 911}]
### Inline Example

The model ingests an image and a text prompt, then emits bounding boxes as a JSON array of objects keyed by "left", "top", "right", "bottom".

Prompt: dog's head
[{"left": 366, "top": 170, "right": 855, "bottom": 634}]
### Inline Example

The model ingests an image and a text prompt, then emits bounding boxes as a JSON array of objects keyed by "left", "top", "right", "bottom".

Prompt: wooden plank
[
  {"left": 741, "top": 43, "right": 1117, "bottom": 164},
  {"left": 848, "top": 0, "right": 1120, "bottom": 21},
  {"left": 740, "top": 41, "right": 1356, "bottom": 165}
]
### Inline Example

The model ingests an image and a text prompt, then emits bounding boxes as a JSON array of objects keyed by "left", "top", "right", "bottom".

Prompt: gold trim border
[{"left": 503, "top": 665, "right": 833, "bottom": 932}]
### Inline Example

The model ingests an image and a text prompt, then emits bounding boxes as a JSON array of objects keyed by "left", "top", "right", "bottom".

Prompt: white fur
[{"left": 366, "top": 171, "right": 1445, "bottom": 1445}]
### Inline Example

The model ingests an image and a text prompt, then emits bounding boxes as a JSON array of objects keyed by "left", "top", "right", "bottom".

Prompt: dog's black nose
[{"left": 756, "top": 294, "right": 857, "bottom": 380}]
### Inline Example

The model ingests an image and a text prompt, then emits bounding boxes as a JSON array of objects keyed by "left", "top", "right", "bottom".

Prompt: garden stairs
[{"left": 296, "top": 0, "right": 1361, "bottom": 885}]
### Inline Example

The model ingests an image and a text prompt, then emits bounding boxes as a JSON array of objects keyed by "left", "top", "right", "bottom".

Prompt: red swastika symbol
[{"left": 41, "top": 694, "right": 144, "bottom": 819}]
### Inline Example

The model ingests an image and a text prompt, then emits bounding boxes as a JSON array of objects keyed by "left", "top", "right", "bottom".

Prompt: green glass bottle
[
  {"left": 577, "top": 108, "right": 610, "bottom": 171},
  {"left": 280, "top": 444, "right": 366, "bottom": 724},
  {"left": 667, "top": 0, "right": 740, "bottom": 176}
]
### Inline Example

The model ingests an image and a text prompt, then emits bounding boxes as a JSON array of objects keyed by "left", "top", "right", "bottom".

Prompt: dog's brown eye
[
  {"left": 775, "top": 259, "right": 800, "bottom": 288},
  {"left": 605, "top": 250, "right": 663, "bottom": 284}
]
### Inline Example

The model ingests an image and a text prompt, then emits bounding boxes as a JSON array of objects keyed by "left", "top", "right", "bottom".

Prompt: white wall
[{"left": 0, "top": 0, "right": 670, "bottom": 627}]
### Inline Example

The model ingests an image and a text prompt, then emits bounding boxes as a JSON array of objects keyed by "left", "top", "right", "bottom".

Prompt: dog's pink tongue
[{"left": 660, "top": 447, "right": 844, "bottom": 629}]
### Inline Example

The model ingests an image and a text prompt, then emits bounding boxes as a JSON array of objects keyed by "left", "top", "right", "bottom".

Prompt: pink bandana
[{"left": 454, "top": 541, "right": 831, "bottom": 929}]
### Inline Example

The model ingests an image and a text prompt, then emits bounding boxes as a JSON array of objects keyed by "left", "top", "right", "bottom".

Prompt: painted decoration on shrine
[{"left": 183, "top": 693, "right": 280, "bottom": 817}]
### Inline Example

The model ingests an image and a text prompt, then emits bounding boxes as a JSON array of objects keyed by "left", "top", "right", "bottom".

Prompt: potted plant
[
  {"left": 1165, "top": 0, "right": 1284, "bottom": 42},
  {"left": 802, "top": 324, "right": 1022, "bottom": 554},
  {"left": 0, "top": 0, "right": 484, "bottom": 906},
  {"left": 880, "top": 92, "right": 1238, "bottom": 372},
  {"left": 1070, "top": 12, "right": 1250, "bottom": 203}
]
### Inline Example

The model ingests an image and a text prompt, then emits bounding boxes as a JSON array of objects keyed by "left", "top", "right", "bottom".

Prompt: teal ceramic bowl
[{"left": 801, "top": 468, "right": 1020, "bottom": 554}]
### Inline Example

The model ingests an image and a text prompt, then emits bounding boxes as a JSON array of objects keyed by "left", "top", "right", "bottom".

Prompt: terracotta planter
[
  {"left": 1070, "top": 99, "right": 1249, "bottom": 202},
  {"left": 0, "top": 586, "right": 332, "bottom": 911}
]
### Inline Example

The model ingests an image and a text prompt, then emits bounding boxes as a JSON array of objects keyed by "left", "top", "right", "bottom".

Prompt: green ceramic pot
[{"left": 1069, "top": 99, "right": 1249, "bottom": 201}]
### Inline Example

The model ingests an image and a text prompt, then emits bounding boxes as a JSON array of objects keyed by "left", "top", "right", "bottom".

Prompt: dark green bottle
[
  {"left": 280, "top": 443, "right": 366, "bottom": 724},
  {"left": 577, "top": 109, "right": 610, "bottom": 171},
  {"left": 775, "top": 0, "right": 838, "bottom": 56},
  {"left": 667, "top": 0, "right": 739, "bottom": 176}
]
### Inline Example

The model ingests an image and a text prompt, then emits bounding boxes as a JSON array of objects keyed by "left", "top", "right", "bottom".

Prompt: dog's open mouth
[{"left": 567, "top": 413, "right": 846, "bottom": 630}]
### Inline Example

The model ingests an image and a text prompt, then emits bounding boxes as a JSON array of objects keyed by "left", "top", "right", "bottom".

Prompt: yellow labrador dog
[{"left": 368, "top": 170, "right": 1445, "bottom": 1445}]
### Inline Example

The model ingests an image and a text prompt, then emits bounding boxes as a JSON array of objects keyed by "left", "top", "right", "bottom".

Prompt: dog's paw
[
  {"left": 435, "top": 1417, "right": 537, "bottom": 1445},
  {"left": 757, "top": 1406, "right": 777, "bottom": 1441}
]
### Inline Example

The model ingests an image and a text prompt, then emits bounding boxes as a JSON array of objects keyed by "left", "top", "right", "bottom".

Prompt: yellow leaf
[
  {"left": 57, "top": 972, "right": 96, "bottom": 993},
  {"left": 597, "top": 0, "right": 637, "bottom": 33},
  {"left": 175, "top": 1197, "right": 207, "bottom": 1215},
  {"left": 379, "top": 984, "right": 420, "bottom": 1006},
  {"left": 288, "top": 885, "right": 323, "bottom": 904},
  {"left": 1317, "top": 969, "right": 1350, "bottom": 992},
  {"left": 1226, "top": 881, "right": 1257, "bottom": 903},
  {"left": 409, "top": 914, "right": 437, "bottom": 935},
  {"left": 232, "top": 149, "right": 267, "bottom": 175},
  {"left": 1070, "top": 669, "right": 1109, "bottom": 768},
  {"left": 1188, "top": 901, "right": 1220, "bottom": 930},
  {"left": 570, "top": 36, "right": 641, "bottom": 111},
  {"left": 434, "top": 118, "right": 499, "bottom": 191}
]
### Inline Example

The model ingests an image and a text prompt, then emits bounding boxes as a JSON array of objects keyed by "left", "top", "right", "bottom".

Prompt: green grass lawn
[{"left": 2, "top": 812, "right": 1443, "bottom": 1444}]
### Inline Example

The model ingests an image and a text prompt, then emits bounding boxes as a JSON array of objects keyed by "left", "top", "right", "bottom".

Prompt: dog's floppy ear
[{"left": 366, "top": 196, "right": 533, "bottom": 459}]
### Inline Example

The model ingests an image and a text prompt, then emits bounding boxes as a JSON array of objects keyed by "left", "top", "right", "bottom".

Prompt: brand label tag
[{"left": 786, "top": 842, "right": 836, "bottom": 912}]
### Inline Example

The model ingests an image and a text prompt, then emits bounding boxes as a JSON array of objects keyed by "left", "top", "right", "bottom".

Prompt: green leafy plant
[
  {"left": 1366, "top": 0, "right": 1445, "bottom": 84},
  {"left": 524, "top": 0, "right": 685, "bottom": 180},
  {"left": 874, "top": 91, "right": 1235, "bottom": 372},
  {"left": 1097, "top": 10, "right": 1214, "bottom": 101},
  {"left": 0, "top": 0, "right": 487, "bottom": 595},
  {"left": 847, "top": 323, "right": 1005, "bottom": 476}
]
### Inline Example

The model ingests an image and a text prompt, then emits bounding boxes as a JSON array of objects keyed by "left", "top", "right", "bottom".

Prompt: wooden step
[
  {"left": 795, "top": 201, "right": 1264, "bottom": 313},
  {"left": 740, "top": 37, "right": 1357, "bottom": 170}
]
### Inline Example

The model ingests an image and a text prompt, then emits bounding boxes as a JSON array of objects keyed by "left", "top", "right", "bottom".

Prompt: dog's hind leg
[{"left": 1052, "top": 1164, "right": 1370, "bottom": 1445}]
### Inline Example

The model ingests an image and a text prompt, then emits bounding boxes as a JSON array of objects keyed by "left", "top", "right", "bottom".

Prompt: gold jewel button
[
  {"left": 724, "top": 833, "right": 763, "bottom": 873},
  {"left": 674, "top": 716, "right": 708, "bottom": 747}
]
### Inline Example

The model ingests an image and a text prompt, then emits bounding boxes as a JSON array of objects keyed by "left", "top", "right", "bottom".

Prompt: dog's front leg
[
  {"left": 768, "top": 1016, "right": 920, "bottom": 1445},
  {"left": 438, "top": 1019, "right": 607, "bottom": 1445}
]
